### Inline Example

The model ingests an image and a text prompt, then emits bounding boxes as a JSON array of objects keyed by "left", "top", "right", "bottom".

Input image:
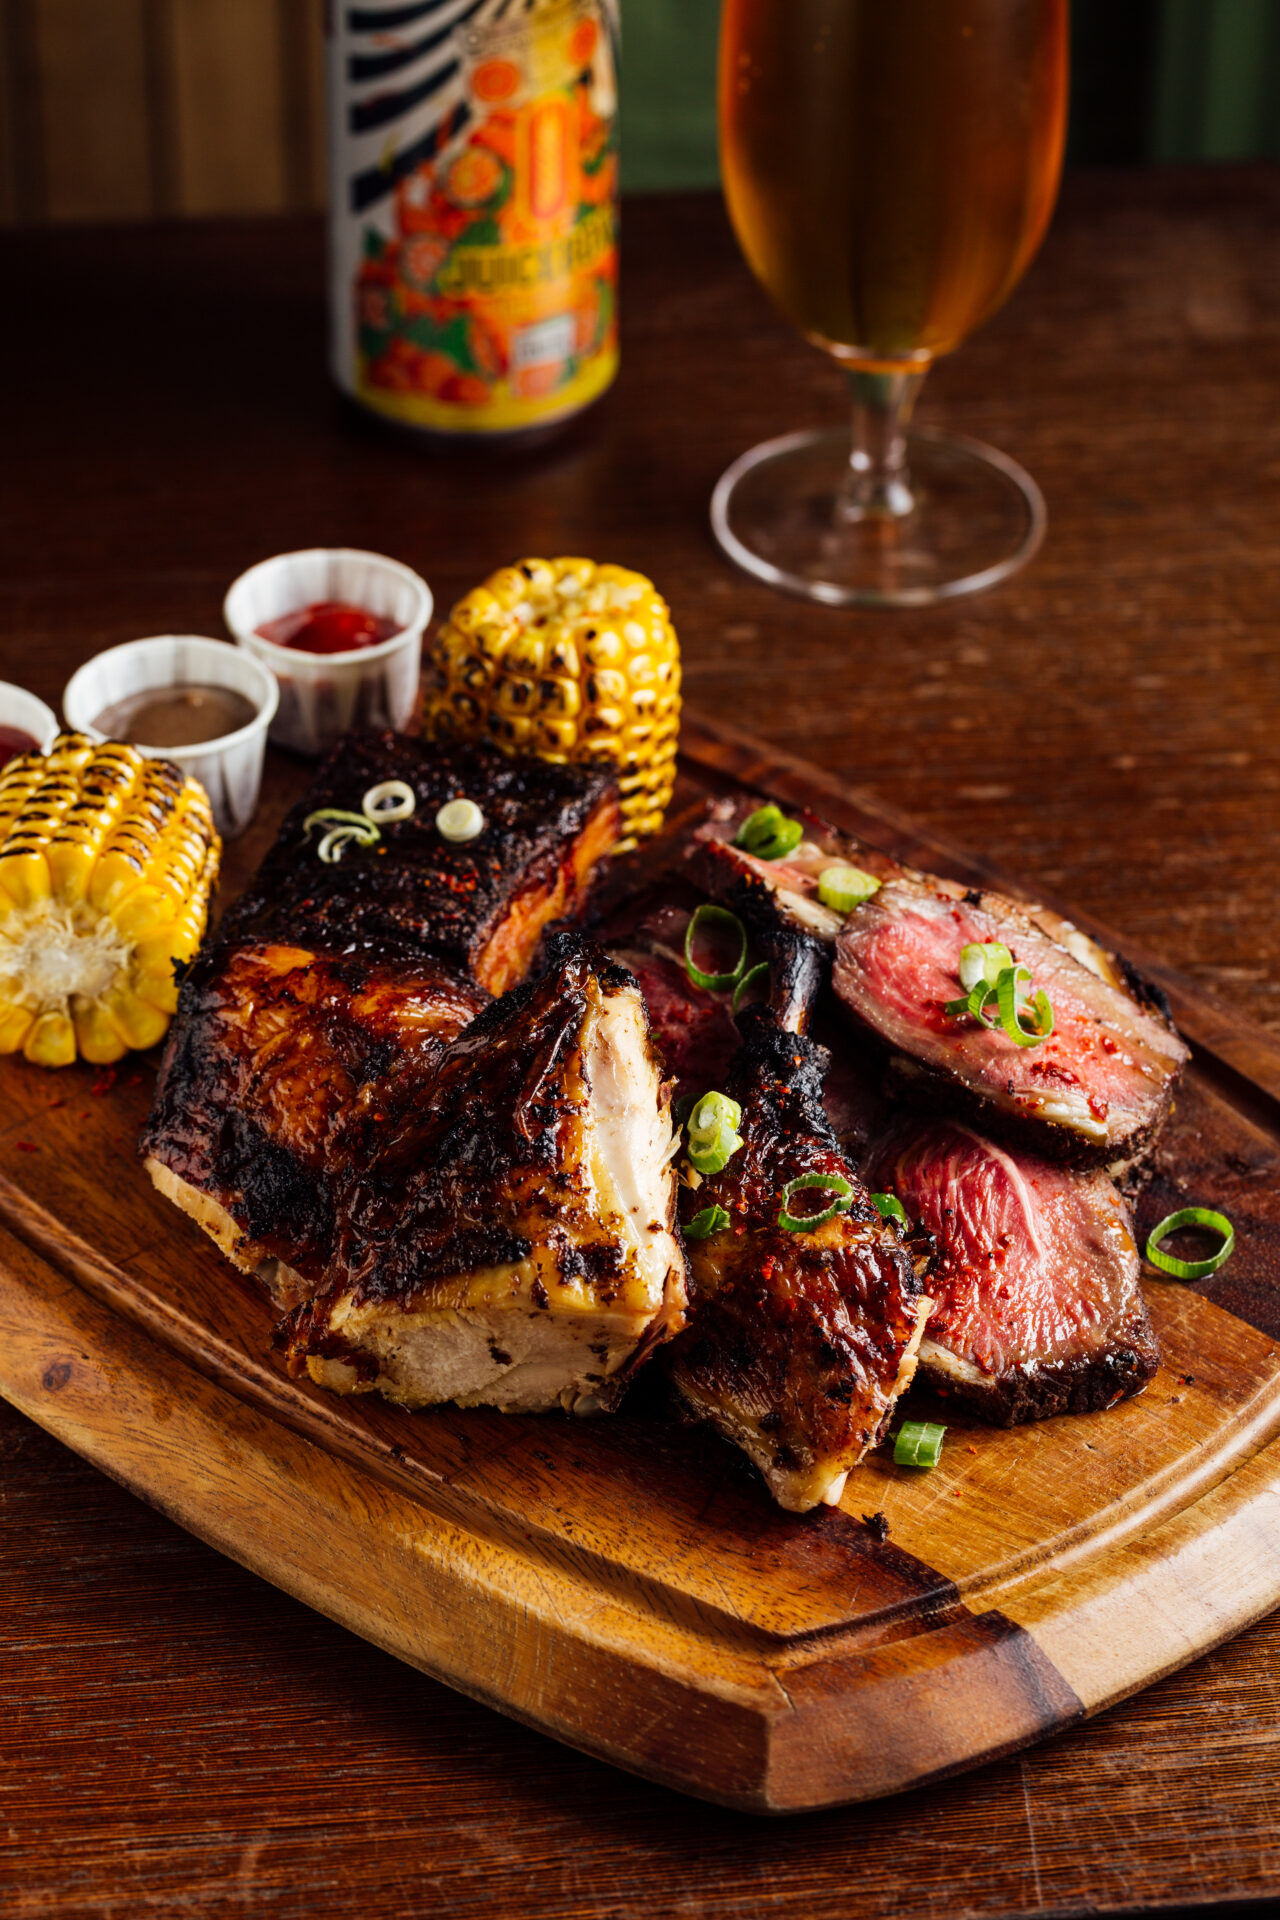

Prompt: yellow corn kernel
[
  {"left": 0, "top": 1003, "right": 34, "bottom": 1053},
  {"left": 0, "top": 732, "right": 219, "bottom": 1067},
  {"left": 25, "top": 1010, "right": 76, "bottom": 1068}
]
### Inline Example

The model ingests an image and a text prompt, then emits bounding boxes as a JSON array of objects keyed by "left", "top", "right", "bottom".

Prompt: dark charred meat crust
[
  {"left": 668, "top": 1010, "right": 927, "bottom": 1509},
  {"left": 865, "top": 1117, "right": 1160, "bottom": 1426},
  {"left": 142, "top": 945, "right": 486, "bottom": 1279},
  {"left": 220, "top": 731, "right": 619, "bottom": 995},
  {"left": 281, "top": 935, "right": 687, "bottom": 1404}
]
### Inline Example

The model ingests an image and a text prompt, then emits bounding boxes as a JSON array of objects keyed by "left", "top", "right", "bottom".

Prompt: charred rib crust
[
  {"left": 928, "top": 1331, "right": 1160, "bottom": 1426},
  {"left": 219, "top": 731, "right": 618, "bottom": 984}
]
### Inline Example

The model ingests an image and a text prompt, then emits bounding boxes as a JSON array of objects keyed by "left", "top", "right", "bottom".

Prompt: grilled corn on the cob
[
  {"left": 422, "top": 557, "right": 680, "bottom": 845},
  {"left": 0, "top": 731, "right": 219, "bottom": 1067}
]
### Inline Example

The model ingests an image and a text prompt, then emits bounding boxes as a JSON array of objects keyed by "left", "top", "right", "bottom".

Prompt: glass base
[{"left": 710, "top": 426, "right": 1046, "bottom": 608}]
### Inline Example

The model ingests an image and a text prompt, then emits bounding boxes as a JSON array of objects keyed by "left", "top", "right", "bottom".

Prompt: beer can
[{"left": 327, "top": 0, "right": 620, "bottom": 440}]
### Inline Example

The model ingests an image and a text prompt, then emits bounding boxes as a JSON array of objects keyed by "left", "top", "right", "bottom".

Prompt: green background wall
[{"left": 619, "top": 0, "right": 1280, "bottom": 192}]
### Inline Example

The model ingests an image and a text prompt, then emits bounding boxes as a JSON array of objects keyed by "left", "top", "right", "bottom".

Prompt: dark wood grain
[{"left": 2, "top": 165, "right": 1280, "bottom": 1909}]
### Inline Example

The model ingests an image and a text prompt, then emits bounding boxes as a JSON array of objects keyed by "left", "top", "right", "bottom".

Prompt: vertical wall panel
[
  {"left": 278, "top": 0, "right": 326, "bottom": 211},
  {"left": 1, "top": 0, "right": 48, "bottom": 222},
  {"left": 167, "top": 0, "right": 289, "bottom": 214},
  {"left": 33, "top": 0, "right": 153, "bottom": 220}
]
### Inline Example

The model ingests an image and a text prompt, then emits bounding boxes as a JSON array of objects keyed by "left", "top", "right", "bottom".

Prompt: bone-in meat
[
  {"left": 284, "top": 937, "right": 688, "bottom": 1413},
  {"left": 144, "top": 732, "right": 620, "bottom": 1300},
  {"left": 864, "top": 1117, "right": 1160, "bottom": 1423},
  {"left": 668, "top": 1012, "right": 930, "bottom": 1512}
]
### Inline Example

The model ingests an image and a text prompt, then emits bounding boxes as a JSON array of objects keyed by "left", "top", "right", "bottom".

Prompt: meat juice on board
[{"left": 328, "top": 0, "right": 619, "bottom": 440}]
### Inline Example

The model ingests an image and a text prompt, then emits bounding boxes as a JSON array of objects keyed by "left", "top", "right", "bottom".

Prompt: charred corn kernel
[
  {"left": 423, "top": 557, "right": 681, "bottom": 845},
  {"left": 0, "top": 732, "right": 219, "bottom": 1068}
]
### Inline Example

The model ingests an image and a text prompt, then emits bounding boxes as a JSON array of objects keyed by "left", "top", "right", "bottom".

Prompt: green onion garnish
[
  {"left": 684, "top": 1204, "right": 731, "bottom": 1241},
  {"left": 817, "top": 865, "right": 881, "bottom": 914},
  {"left": 735, "top": 804, "right": 785, "bottom": 852},
  {"left": 870, "top": 1192, "right": 907, "bottom": 1226},
  {"left": 303, "top": 808, "right": 381, "bottom": 864},
  {"left": 894, "top": 1421, "right": 946, "bottom": 1469},
  {"left": 753, "top": 817, "right": 804, "bottom": 862},
  {"left": 684, "top": 904, "right": 748, "bottom": 993},
  {"left": 362, "top": 779, "right": 416, "bottom": 823},
  {"left": 1146, "top": 1207, "right": 1235, "bottom": 1280},
  {"left": 997, "top": 965, "right": 1055, "bottom": 1047},
  {"left": 945, "top": 958, "right": 1054, "bottom": 1049},
  {"left": 735, "top": 804, "right": 804, "bottom": 862},
  {"left": 958, "top": 941, "right": 1013, "bottom": 993},
  {"left": 778, "top": 1172, "right": 854, "bottom": 1233},
  {"left": 687, "top": 1091, "right": 744, "bottom": 1175},
  {"left": 732, "top": 961, "right": 770, "bottom": 1014}
]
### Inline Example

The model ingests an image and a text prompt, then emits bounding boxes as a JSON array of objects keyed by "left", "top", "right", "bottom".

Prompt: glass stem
[{"left": 842, "top": 368, "right": 927, "bottom": 522}]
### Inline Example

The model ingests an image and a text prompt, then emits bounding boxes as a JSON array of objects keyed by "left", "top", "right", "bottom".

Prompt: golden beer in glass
[{"left": 712, "top": 0, "right": 1069, "bottom": 605}]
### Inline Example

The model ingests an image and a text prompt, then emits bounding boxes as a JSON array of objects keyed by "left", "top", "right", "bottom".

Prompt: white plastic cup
[
  {"left": 0, "top": 683, "right": 59, "bottom": 757},
  {"left": 61, "top": 636, "right": 278, "bottom": 841},
  {"left": 222, "top": 547, "right": 431, "bottom": 758}
]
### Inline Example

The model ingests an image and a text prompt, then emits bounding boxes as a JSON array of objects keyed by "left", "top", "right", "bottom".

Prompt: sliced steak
[{"left": 864, "top": 1117, "right": 1160, "bottom": 1424}]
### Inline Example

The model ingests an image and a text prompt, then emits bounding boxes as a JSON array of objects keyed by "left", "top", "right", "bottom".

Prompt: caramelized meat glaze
[{"left": 668, "top": 1011, "right": 930, "bottom": 1512}]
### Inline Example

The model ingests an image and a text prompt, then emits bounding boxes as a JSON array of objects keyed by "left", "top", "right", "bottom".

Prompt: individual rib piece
[
  {"left": 143, "top": 945, "right": 486, "bottom": 1305},
  {"left": 223, "top": 730, "right": 621, "bottom": 995},
  {"left": 864, "top": 1117, "right": 1160, "bottom": 1424},
  {"left": 668, "top": 1011, "right": 930, "bottom": 1513},
  {"left": 144, "top": 731, "right": 620, "bottom": 1296},
  {"left": 281, "top": 937, "right": 688, "bottom": 1414},
  {"left": 691, "top": 798, "right": 1188, "bottom": 1166}
]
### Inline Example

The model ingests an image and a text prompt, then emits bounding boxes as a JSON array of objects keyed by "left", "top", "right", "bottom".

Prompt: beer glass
[{"left": 712, "top": 0, "right": 1069, "bottom": 606}]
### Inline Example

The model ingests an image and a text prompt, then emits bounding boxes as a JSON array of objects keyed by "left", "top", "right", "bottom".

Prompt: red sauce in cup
[
  {"left": 256, "top": 601, "right": 400, "bottom": 655},
  {"left": 0, "top": 725, "right": 38, "bottom": 767}
]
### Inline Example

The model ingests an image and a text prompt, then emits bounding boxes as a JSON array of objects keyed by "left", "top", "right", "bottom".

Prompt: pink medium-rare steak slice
[
  {"left": 690, "top": 797, "right": 1188, "bottom": 1166},
  {"left": 835, "top": 880, "right": 1188, "bottom": 1164},
  {"left": 864, "top": 1117, "right": 1160, "bottom": 1424}
]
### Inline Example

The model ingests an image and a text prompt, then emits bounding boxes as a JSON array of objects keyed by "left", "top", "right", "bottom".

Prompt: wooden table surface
[{"left": 2, "top": 166, "right": 1280, "bottom": 1917}]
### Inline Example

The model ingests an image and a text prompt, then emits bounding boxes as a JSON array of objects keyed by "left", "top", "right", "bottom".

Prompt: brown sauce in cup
[{"left": 93, "top": 685, "right": 258, "bottom": 748}]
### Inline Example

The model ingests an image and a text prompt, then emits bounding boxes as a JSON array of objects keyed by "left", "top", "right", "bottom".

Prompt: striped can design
[{"left": 328, "top": 0, "right": 620, "bottom": 438}]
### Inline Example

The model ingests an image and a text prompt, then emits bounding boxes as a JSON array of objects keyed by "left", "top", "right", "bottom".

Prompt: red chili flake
[
  {"left": 1088, "top": 1093, "right": 1110, "bottom": 1121},
  {"left": 91, "top": 1068, "right": 118, "bottom": 1097},
  {"left": 1101, "top": 1035, "right": 1119, "bottom": 1055},
  {"left": 15, "top": 1140, "right": 36, "bottom": 1153},
  {"left": 46, "top": 1098, "right": 66, "bottom": 1110},
  {"left": 761, "top": 1256, "right": 776, "bottom": 1281},
  {"left": 967, "top": 1445, "right": 978, "bottom": 1455}
]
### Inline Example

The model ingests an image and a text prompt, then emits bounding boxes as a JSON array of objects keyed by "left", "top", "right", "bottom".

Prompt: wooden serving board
[{"left": 2, "top": 714, "right": 1280, "bottom": 1814}]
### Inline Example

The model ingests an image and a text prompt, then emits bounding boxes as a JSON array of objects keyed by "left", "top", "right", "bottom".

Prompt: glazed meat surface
[
  {"left": 143, "top": 944, "right": 485, "bottom": 1302},
  {"left": 691, "top": 798, "right": 1188, "bottom": 1165},
  {"left": 284, "top": 937, "right": 688, "bottom": 1414},
  {"left": 223, "top": 730, "right": 620, "bottom": 995},
  {"left": 668, "top": 1012, "right": 929, "bottom": 1513},
  {"left": 144, "top": 732, "right": 620, "bottom": 1299},
  {"left": 864, "top": 1117, "right": 1160, "bottom": 1423}
]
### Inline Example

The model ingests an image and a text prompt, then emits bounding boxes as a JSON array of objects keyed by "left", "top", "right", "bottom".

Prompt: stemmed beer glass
[{"left": 712, "top": 0, "right": 1069, "bottom": 606}]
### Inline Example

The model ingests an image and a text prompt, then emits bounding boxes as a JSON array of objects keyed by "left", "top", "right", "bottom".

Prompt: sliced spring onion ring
[
  {"left": 317, "top": 826, "right": 369, "bottom": 864},
  {"left": 778, "top": 1172, "right": 854, "bottom": 1234},
  {"left": 686, "top": 1091, "right": 743, "bottom": 1175},
  {"left": 684, "top": 1204, "right": 731, "bottom": 1241},
  {"left": 1146, "top": 1207, "right": 1235, "bottom": 1280},
  {"left": 436, "top": 797, "right": 485, "bottom": 842},
  {"left": 304, "top": 807, "right": 379, "bottom": 840},
  {"left": 870, "top": 1192, "right": 907, "bottom": 1226},
  {"left": 817, "top": 865, "right": 881, "bottom": 914},
  {"left": 362, "top": 779, "right": 416, "bottom": 822},
  {"left": 684, "top": 904, "right": 748, "bottom": 993},
  {"left": 732, "top": 961, "right": 770, "bottom": 1014},
  {"left": 752, "top": 817, "right": 804, "bottom": 862},
  {"left": 997, "top": 965, "right": 1054, "bottom": 1047},
  {"left": 958, "top": 940, "right": 1013, "bottom": 993},
  {"left": 304, "top": 808, "right": 380, "bottom": 863},
  {"left": 735, "top": 804, "right": 786, "bottom": 852},
  {"left": 894, "top": 1421, "right": 946, "bottom": 1469}
]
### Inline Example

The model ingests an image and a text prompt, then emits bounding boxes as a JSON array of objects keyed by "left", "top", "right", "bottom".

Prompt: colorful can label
[{"left": 328, "top": 0, "right": 619, "bottom": 437}]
